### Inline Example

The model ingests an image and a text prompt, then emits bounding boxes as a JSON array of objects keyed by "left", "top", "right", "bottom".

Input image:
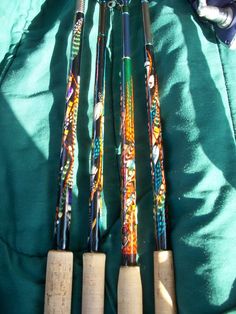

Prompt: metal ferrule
[
  {"left": 98, "top": 2, "right": 106, "bottom": 36},
  {"left": 76, "top": 0, "right": 85, "bottom": 14},
  {"left": 141, "top": 0, "right": 153, "bottom": 45}
]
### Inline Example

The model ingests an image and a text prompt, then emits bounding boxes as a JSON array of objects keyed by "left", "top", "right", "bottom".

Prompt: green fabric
[{"left": 0, "top": 0, "right": 236, "bottom": 313}]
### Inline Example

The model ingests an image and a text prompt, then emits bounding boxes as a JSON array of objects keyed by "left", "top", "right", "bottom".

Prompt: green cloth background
[{"left": 0, "top": 0, "right": 236, "bottom": 313}]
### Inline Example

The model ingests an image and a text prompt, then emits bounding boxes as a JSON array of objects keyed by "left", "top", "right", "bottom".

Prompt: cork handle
[
  {"left": 117, "top": 266, "right": 143, "bottom": 314},
  {"left": 44, "top": 250, "right": 73, "bottom": 314},
  {"left": 154, "top": 250, "right": 177, "bottom": 314},
  {"left": 81, "top": 253, "right": 106, "bottom": 314}
]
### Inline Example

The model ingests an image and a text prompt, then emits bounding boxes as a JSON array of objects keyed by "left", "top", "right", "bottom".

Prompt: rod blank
[
  {"left": 141, "top": 1, "right": 177, "bottom": 313},
  {"left": 44, "top": 0, "right": 85, "bottom": 312},
  {"left": 117, "top": 1, "right": 143, "bottom": 313},
  {"left": 82, "top": 1, "right": 107, "bottom": 313}
]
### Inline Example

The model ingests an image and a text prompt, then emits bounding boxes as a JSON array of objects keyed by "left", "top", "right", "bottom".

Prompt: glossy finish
[
  {"left": 120, "top": 0, "right": 138, "bottom": 266},
  {"left": 55, "top": 4, "right": 85, "bottom": 250},
  {"left": 141, "top": 0, "right": 167, "bottom": 250},
  {"left": 88, "top": 0, "right": 107, "bottom": 252}
]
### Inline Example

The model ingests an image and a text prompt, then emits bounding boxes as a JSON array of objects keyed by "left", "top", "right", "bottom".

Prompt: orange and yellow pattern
[{"left": 121, "top": 59, "right": 138, "bottom": 265}]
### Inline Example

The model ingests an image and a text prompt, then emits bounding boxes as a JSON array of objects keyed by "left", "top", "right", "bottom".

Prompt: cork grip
[
  {"left": 44, "top": 250, "right": 73, "bottom": 314},
  {"left": 82, "top": 253, "right": 106, "bottom": 314},
  {"left": 117, "top": 266, "right": 143, "bottom": 314},
  {"left": 154, "top": 250, "right": 177, "bottom": 314}
]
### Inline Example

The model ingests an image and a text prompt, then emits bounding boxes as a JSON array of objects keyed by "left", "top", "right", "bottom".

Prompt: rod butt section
[
  {"left": 44, "top": 250, "right": 73, "bottom": 314},
  {"left": 82, "top": 253, "right": 106, "bottom": 314},
  {"left": 154, "top": 250, "right": 177, "bottom": 314},
  {"left": 117, "top": 266, "right": 143, "bottom": 314}
]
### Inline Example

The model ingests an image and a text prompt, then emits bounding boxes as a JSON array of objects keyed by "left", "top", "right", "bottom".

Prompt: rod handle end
[
  {"left": 82, "top": 253, "right": 106, "bottom": 314},
  {"left": 154, "top": 250, "right": 177, "bottom": 314},
  {"left": 117, "top": 266, "right": 143, "bottom": 314},
  {"left": 44, "top": 250, "right": 73, "bottom": 314}
]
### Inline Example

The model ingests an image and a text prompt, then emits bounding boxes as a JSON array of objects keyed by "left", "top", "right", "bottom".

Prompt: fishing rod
[
  {"left": 141, "top": 1, "right": 177, "bottom": 313},
  {"left": 44, "top": 0, "right": 85, "bottom": 313},
  {"left": 117, "top": 1, "right": 143, "bottom": 313},
  {"left": 81, "top": 1, "right": 107, "bottom": 313}
]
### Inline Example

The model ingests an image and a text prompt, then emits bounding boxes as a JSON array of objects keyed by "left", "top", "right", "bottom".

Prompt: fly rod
[
  {"left": 44, "top": 1, "right": 85, "bottom": 313},
  {"left": 117, "top": 1, "right": 143, "bottom": 313},
  {"left": 81, "top": 1, "right": 107, "bottom": 313},
  {"left": 141, "top": 1, "right": 177, "bottom": 313}
]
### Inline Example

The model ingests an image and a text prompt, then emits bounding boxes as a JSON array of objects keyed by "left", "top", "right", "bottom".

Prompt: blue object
[{"left": 189, "top": 0, "right": 236, "bottom": 48}]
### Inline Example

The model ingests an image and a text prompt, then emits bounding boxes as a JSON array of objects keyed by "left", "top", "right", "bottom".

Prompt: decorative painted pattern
[
  {"left": 54, "top": 10, "right": 85, "bottom": 250},
  {"left": 89, "top": 1, "right": 107, "bottom": 252},
  {"left": 145, "top": 44, "right": 167, "bottom": 250},
  {"left": 121, "top": 1, "right": 138, "bottom": 266}
]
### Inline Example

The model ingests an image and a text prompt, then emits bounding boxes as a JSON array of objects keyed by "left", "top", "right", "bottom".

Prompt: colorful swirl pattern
[
  {"left": 89, "top": 1, "right": 107, "bottom": 252},
  {"left": 54, "top": 10, "right": 84, "bottom": 250},
  {"left": 121, "top": 1, "right": 138, "bottom": 266},
  {"left": 145, "top": 44, "right": 167, "bottom": 250}
]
